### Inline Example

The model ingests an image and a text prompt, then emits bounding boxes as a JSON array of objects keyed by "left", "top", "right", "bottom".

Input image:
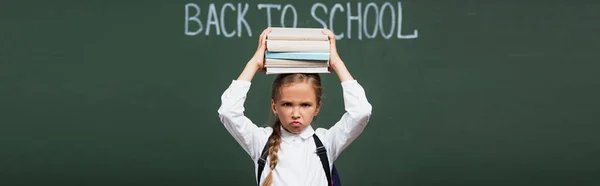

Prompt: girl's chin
[{"left": 284, "top": 125, "right": 305, "bottom": 133}]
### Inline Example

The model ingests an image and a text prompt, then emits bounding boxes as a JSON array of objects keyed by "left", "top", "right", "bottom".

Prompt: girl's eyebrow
[{"left": 277, "top": 99, "right": 317, "bottom": 103}]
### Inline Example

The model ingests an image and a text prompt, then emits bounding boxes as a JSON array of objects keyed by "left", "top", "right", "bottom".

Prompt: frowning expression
[{"left": 271, "top": 82, "right": 321, "bottom": 134}]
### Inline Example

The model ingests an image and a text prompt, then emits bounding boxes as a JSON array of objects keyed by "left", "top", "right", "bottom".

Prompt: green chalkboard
[{"left": 1, "top": 0, "right": 599, "bottom": 186}]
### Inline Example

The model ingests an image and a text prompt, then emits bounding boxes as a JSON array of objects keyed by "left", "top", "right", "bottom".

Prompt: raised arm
[
  {"left": 319, "top": 29, "right": 372, "bottom": 162},
  {"left": 323, "top": 29, "right": 353, "bottom": 82},
  {"left": 237, "top": 28, "right": 271, "bottom": 82},
  {"left": 218, "top": 28, "right": 272, "bottom": 160}
]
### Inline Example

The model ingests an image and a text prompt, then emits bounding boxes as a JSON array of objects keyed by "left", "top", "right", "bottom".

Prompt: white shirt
[{"left": 218, "top": 79, "right": 372, "bottom": 186}]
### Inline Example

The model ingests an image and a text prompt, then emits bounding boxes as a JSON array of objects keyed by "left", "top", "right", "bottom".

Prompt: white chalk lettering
[
  {"left": 237, "top": 3, "right": 252, "bottom": 37},
  {"left": 347, "top": 2, "right": 363, "bottom": 40},
  {"left": 184, "top": 1, "right": 418, "bottom": 40},
  {"left": 257, "top": 4, "right": 281, "bottom": 27},
  {"left": 220, "top": 3, "right": 236, "bottom": 38},
  {"left": 184, "top": 3, "right": 203, "bottom": 36},
  {"left": 379, "top": 2, "right": 395, "bottom": 39},
  {"left": 310, "top": 3, "right": 328, "bottom": 29},
  {"left": 205, "top": 4, "right": 221, "bottom": 36},
  {"left": 363, "top": 2, "right": 379, "bottom": 39},
  {"left": 281, "top": 4, "right": 298, "bottom": 28},
  {"left": 397, "top": 1, "right": 418, "bottom": 39},
  {"left": 330, "top": 3, "right": 344, "bottom": 39}
]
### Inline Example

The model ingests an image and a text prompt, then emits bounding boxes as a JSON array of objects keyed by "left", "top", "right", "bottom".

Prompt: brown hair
[{"left": 262, "top": 73, "right": 323, "bottom": 186}]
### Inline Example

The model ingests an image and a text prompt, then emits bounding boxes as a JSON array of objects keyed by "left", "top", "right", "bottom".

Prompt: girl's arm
[
  {"left": 319, "top": 29, "right": 372, "bottom": 162},
  {"left": 237, "top": 28, "right": 271, "bottom": 82},
  {"left": 218, "top": 28, "right": 272, "bottom": 160},
  {"left": 323, "top": 29, "right": 353, "bottom": 82}
]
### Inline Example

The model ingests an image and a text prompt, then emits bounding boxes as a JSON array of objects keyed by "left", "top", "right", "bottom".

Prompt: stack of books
[{"left": 265, "top": 27, "right": 330, "bottom": 74}]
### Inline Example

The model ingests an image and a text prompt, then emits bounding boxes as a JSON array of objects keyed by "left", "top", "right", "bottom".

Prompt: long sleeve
[
  {"left": 217, "top": 80, "right": 271, "bottom": 160},
  {"left": 318, "top": 80, "right": 373, "bottom": 162}
]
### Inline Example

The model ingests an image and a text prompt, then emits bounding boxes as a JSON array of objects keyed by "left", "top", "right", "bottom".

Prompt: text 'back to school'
[{"left": 184, "top": 1, "right": 419, "bottom": 40}]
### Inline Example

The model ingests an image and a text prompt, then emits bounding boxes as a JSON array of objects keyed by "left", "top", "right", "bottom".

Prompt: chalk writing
[{"left": 185, "top": 1, "right": 418, "bottom": 40}]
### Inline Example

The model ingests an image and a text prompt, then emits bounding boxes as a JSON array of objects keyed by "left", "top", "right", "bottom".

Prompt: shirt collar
[{"left": 280, "top": 125, "right": 314, "bottom": 143}]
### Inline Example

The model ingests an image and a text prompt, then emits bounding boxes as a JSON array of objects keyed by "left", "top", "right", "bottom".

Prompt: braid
[
  {"left": 262, "top": 118, "right": 282, "bottom": 186},
  {"left": 262, "top": 73, "right": 322, "bottom": 186}
]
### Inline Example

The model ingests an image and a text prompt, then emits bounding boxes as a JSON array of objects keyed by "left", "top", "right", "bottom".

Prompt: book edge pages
[
  {"left": 265, "top": 59, "right": 329, "bottom": 67},
  {"left": 267, "top": 27, "right": 329, "bottom": 41},
  {"left": 265, "top": 52, "right": 330, "bottom": 61},
  {"left": 265, "top": 67, "right": 330, "bottom": 74},
  {"left": 266, "top": 40, "right": 330, "bottom": 52}
]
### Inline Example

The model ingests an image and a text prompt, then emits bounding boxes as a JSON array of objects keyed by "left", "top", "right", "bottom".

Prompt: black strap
[
  {"left": 256, "top": 141, "right": 269, "bottom": 185},
  {"left": 256, "top": 134, "right": 333, "bottom": 186},
  {"left": 313, "top": 134, "right": 333, "bottom": 186}
]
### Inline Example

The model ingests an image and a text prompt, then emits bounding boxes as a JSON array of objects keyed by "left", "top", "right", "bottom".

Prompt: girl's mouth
[{"left": 290, "top": 121, "right": 302, "bottom": 127}]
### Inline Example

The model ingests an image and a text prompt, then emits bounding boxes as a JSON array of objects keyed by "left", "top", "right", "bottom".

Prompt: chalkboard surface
[{"left": 1, "top": 1, "right": 599, "bottom": 185}]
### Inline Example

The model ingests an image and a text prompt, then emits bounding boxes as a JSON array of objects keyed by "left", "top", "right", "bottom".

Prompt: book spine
[
  {"left": 265, "top": 58, "right": 329, "bottom": 65},
  {"left": 267, "top": 34, "right": 328, "bottom": 41},
  {"left": 265, "top": 67, "right": 330, "bottom": 74},
  {"left": 267, "top": 27, "right": 329, "bottom": 41},
  {"left": 266, "top": 40, "right": 330, "bottom": 52},
  {"left": 265, "top": 52, "right": 330, "bottom": 61}
]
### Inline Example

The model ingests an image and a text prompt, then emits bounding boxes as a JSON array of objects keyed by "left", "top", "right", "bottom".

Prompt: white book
[
  {"left": 266, "top": 40, "right": 330, "bottom": 52},
  {"left": 268, "top": 27, "right": 328, "bottom": 41},
  {"left": 266, "top": 67, "right": 330, "bottom": 74},
  {"left": 265, "top": 58, "right": 329, "bottom": 68}
]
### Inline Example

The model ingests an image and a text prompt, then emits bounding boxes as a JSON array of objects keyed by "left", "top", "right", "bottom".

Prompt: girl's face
[{"left": 271, "top": 82, "right": 321, "bottom": 134}]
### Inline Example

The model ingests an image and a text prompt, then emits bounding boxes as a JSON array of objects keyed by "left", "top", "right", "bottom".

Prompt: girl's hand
[
  {"left": 322, "top": 29, "right": 343, "bottom": 69},
  {"left": 237, "top": 28, "right": 271, "bottom": 81},
  {"left": 322, "top": 28, "right": 354, "bottom": 82},
  {"left": 249, "top": 28, "right": 272, "bottom": 71}
]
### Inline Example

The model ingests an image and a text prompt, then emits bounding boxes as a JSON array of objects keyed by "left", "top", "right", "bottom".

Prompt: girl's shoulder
[
  {"left": 251, "top": 126, "right": 275, "bottom": 160},
  {"left": 255, "top": 126, "right": 274, "bottom": 140},
  {"left": 313, "top": 127, "right": 330, "bottom": 140}
]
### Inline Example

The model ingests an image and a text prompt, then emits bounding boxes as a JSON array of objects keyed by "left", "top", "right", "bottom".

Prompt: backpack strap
[
  {"left": 257, "top": 134, "right": 338, "bottom": 186},
  {"left": 313, "top": 134, "right": 333, "bottom": 186},
  {"left": 331, "top": 164, "right": 342, "bottom": 186},
  {"left": 256, "top": 141, "right": 269, "bottom": 186}
]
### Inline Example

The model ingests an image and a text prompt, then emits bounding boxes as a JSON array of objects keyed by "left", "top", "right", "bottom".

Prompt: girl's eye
[
  {"left": 282, "top": 103, "right": 292, "bottom": 106},
  {"left": 301, "top": 103, "right": 311, "bottom": 107}
]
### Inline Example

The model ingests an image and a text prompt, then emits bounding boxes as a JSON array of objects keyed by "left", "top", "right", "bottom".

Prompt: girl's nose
[
  {"left": 291, "top": 109, "right": 300, "bottom": 119},
  {"left": 292, "top": 115, "right": 300, "bottom": 120}
]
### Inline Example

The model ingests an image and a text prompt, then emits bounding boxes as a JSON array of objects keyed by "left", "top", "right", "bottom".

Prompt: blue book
[{"left": 266, "top": 52, "right": 330, "bottom": 61}]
